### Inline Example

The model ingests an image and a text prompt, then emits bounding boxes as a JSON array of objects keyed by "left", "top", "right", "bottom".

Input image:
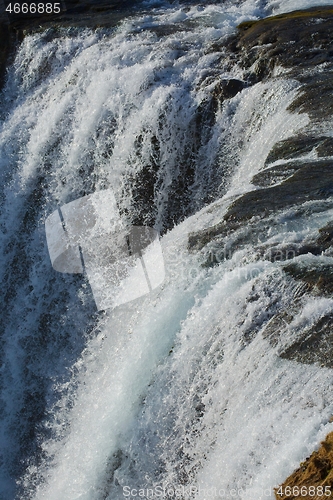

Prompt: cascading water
[{"left": 1, "top": 1, "right": 333, "bottom": 499}]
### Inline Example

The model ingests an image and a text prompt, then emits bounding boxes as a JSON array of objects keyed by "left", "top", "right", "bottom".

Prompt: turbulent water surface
[{"left": 1, "top": 0, "right": 333, "bottom": 499}]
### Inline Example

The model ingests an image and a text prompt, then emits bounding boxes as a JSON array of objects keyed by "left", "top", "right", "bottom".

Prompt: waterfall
[{"left": 1, "top": 1, "right": 333, "bottom": 499}]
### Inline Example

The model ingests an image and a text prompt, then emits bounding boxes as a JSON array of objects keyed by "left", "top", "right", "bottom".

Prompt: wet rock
[
  {"left": 189, "top": 7, "right": 333, "bottom": 253},
  {"left": 264, "top": 136, "right": 333, "bottom": 167},
  {"left": 263, "top": 267, "right": 333, "bottom": 368},
  {"left": 252, "top": 161, "right": 305, "bottom": 188},
  {"left": 145, "top": 23, "right": 191, "bottom": 38},
  {"left": 279, "top": 313, "right": 333, "bottom": 368},
  {"left": 283, "top": 263, "right": 333, "bottom": 296},
  {"left": 201, "top": 229, "right": 327, "bottom": 270},
  {"left": 275, "top": 431, "right": 333, "bottom": 499},
  {"left": 264, "top": 243, "right": 322, "bottom": 261},
  {"left": 212, "top": 78, "right": 246, "bottom": 101},
  {"left": 124, "top": 89, "right": 227, "bottom": 231},
  {"left": 317, "top": 138, "right": 333, "bottom": 157},
  {"left": 225, "top": 160, "right": 333, "bottom": 223},
  {"left": 288, "top": 71, "right": 333, "bottom": 121},
  {"left": 188, "top": 219, "right": 236, "bottom": 252},
  {"left": 230, "top": 8, "right": 333, "bottom": 124},
  {"left": 262, "top": 309, "right": 296, "bottom": 347},
  {"left": 316, "top": 222, "right": 333, "bottom": 251},
  {"left": 233, "top": 7, "right": 333, "bottom": 76},
  {"left": 189, "top": 158, "right": 333, "bottom": 253}
]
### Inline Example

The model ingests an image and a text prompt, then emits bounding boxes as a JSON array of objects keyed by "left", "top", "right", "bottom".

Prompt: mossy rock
[
  {"left": 238, "top": 7, "right": 333, "bottom": 32},
  {"left": 235, "top": 7, "right": 333, "bottom": 75},
  {"left": 233, "top": 10, "right": 333, "bottom": 122}
]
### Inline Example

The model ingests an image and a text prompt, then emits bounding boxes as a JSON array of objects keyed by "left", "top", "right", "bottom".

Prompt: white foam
[
  {"left": 269, "top": 0, "right": 333, "bottom": 15},
  {"left": 1, "top": 1, "right": 333, "bottom": 499}
]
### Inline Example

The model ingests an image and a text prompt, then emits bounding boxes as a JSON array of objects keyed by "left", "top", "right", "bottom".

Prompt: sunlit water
[{"left": 1, "top": 0, "right": 333, "bottom": 499}]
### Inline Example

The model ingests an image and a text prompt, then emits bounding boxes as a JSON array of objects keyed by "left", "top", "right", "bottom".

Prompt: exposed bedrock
[
  {"left": 189, "top": 7, "right": 333, "bottom": 254},
  {"left": 188, "top": 7, "right": 333, "bottom": 374},
  {"left": 20, "top": 1, "right": 328, "bottom": 241},
  {"left": 232, "top": 7, "right": 333, "bottom": 75},
  {"left": 138, "top": 4, "right": 333, "bottom": 230},
  {"left": 188, "top": 156, "right": 333, "bottom": 251},
  {"left": 264, "top": 136, "right": 333, "bottom": 167}
]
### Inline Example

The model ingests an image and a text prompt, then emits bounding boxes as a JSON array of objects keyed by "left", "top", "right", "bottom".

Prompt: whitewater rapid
[{"left": 1, "top": 1, "right": 333, "bottom": 499}]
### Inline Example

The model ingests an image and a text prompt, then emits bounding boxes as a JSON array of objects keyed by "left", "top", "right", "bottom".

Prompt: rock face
[
  {"left": 188, "top": 8, "right": 333, "bottom": 373},
  {"left": 189, "top": 7, "right": 333, "bottom": 282},
  {"left": 226, "top": 159, "right": 333, "bottom": 222},
  {"left": 274, "top": 432, "right": 333, "bottom": 500},
  {"left": 189, "top": 6, "right": 333, "bottom": 252},
  {"left": 233, "top": 7, "right": 333, "bottom": 77}
]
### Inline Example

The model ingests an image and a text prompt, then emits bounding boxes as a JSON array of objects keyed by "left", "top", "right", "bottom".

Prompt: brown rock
[{"left": 275, "top": 432, "right": 333, "bottom": 499}]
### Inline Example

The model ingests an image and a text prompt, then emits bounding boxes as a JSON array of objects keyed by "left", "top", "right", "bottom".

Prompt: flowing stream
[{"left": 1, "top": 0, "right": 333, "bottom": 499}]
